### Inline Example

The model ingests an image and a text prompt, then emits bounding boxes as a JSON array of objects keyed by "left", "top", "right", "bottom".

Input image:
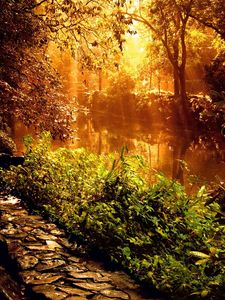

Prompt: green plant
[{"left": 1, "top": 133, "right": 225, "bottom": 299}]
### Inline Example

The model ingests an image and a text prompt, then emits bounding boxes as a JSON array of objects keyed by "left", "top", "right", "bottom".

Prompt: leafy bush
[
  {"left": 1, "top": 132, "right": 225, "bottom": 299},
  {"left": 205, "top": 51, "right": 225, "bottom": 96},
  {"left": 0, "top": 130, "right": 16, "bottom": 154}
]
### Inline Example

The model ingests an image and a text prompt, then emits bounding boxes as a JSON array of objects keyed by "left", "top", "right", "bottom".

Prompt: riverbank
[{"left": 1, "top": 133, "right": 225, "bottom": 299}]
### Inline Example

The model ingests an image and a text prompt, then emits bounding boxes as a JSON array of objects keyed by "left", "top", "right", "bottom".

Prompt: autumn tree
[
  {"left": 0, "top": 0, "right": 124, "bottom": 139},
  {"left": 0, "top": 0, "right": 77, "bottom": 139},
  {"left": 191, "top": 0, "right": 225, "bottom": 40},
  {"left": 116, "top": 0, "right": 208, "bottom": 127}
]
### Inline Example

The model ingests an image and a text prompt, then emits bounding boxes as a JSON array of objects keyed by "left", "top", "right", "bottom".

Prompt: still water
[{"left": 14, "top": 111, "right": 225, "bottom": 187}]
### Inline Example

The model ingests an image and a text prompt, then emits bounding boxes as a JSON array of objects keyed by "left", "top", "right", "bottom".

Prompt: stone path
[{"left": 0, "top": 193, "right": 162, "bottom": 300}]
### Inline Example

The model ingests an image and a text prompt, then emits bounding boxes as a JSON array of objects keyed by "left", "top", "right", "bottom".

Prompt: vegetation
[
  {"left": 0, "top": 131, "right": 16, "bottom": 155},
  {"left": 0, "top": 0, "right": 124, "bottom": 138},
  {"left": 0, "top": 1, "right": 225, "bottom": 298},
  {"left": 0, "top": 0, "right": 76, "bottom": 139},
  {"left": 191, "top": 0, "right": 225, "bottom": 40},
  {"left": 1, "top": 0, "right": 224, "bottom": 137},
  {"left": 1, "top": 132, "right": 225, "bottom": 299}
]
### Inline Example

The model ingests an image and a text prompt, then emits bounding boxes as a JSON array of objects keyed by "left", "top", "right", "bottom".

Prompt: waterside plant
[{"left": 1, "top": 132, "right": 225, "bottom": 300}]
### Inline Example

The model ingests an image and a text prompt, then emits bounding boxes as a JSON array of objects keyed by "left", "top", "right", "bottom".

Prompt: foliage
[
  {"left": 0, "top": 131, "right": 16, "bottom": 155},
  {"left": 202, "top": 51, "right": 225, "bottom": 133},
  {"left": 0, "top": 0, "right": 127, "bottom": 138},
  {"left": 205, "top": 51, "right": 225, "bottom": 97},
  {"left": 0, "top": 0, "right": 76, "bottom": 139},
  {"left": 1, "top": 133, "right": 225, "bottom": 299},
  {"left": 191, "top": 0, "right": 225, "bottom": 40},
  {"left": 107, "top": 71, "right": 136, "bottom": 96},
  {"left": 38, "top": 0, "right": 128, "bottom": 69}
]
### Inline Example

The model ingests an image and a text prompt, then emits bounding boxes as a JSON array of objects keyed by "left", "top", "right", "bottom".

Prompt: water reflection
[{"left": 14, "top": 111, "right": 225, "bottom": 186}]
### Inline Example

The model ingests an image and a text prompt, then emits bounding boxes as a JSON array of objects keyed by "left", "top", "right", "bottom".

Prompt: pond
[{"left": 14, "top": 110, "right": 225, "bottom": 188}]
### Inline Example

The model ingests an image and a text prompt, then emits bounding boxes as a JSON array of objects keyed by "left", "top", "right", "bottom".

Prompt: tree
[
  {"left": 191, "top": 0, "right": 225, "bottom": 40},
  {"left": 116, "top": 0, "right": 198, "bottom": 128},
  {"left": 0, "top": 0, "right": 124, "bottom": 139},
  {"left": 205, "top": 51, "right": 225, "bottom": 95},
  {"left": 0, "top": 0, "right": 76, "bottom": 139}
]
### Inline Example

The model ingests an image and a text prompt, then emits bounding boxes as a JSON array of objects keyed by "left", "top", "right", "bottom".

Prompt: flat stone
[
  {"left": 65, "top": 297, "right": 88, "bottom": 300},
  {"left": 36, "top": 233, "right": 58, "bottom": 240},
  {"left": 37, "top": 260, "right": 65, "bottom": 271},
  {"left": 62, "top": 264, "right": 87, "bottom": 273},
  {"left": 57, "top": 237, "right": 74, "bottom": 248},
  {"left": 22, "top": 226, "right": 34, "bottom": 232},
  {"left": 17, "top": 255, "right": 39, "bottom": 270},
  {"left": 20, "top": 270, "right": 62, "bottom": 285},
  {"left": 20, "top": 270, "right": 41, "bottom": 284},
  {"left": 29, "top": 274, "right": 63, "bottom": 285},
  {"left": 22, "top": 215, "right": 43, "bottom": 221},
  {"left": 50, "top": 228, "right": 65, "bottom": 236},
  {"left": 92, "top": 296, "right": 118, "bottom": 300},
  {"left": 9, "top": 210, "right": 28, "bottom": 216},
  {"left": 41, "top": 223, "right": 57, "bottom": 230},
  {"left": 46, "top": 240, "right": 63, "bottom": 250},
  {"left": 57, "top": 286, "right": 93, "bottom": 297},
  {"left": 30, "top": 228, "right": 49, "bottom": 236},
  {"left": 28, "top": 221, "right": 46, "bottom": 228},
  {"left": 101, "top": 289, "right": 129, "bottom": 299},
  {"left": 32, "top": 284, "right": 68, "bottom": 300},
  {"left": 26, "top": 245, "right": 53, "bottom": 251},
  {"left": 55, "top": 250, "right": 70, "bottom": 257},
  {"left": 1, "top": 214, "right": 15, "bottom": 221},
  {"left": 36, "top": 252, "right": 62, "bottom": 260},
  {"left": 95, "top": 276, "right": 112, "bottom": 283},
  {"left": 0, "top": 196, "right": 20, "bottom": 205},
  {"left": 68, "top": 257, "right": 81, "bottom": 263},
  {"left": 86, "top": 261, "right": 105, "bottom": 273},
  {"left": 73, "top": 282, "right": 113, "bottom": 292},
  {"left": 24, "top": 235, "right": 37, "bottom": 242},
  {"left": 13, "top": 232, "right": 28, "bottom": 239},
  {"left": 69, "top": 271, "right": 103, "bottom": 281},
  {"left": 7, "top": 241, "right": 24, "bottom": 255},
  {"left": 1, "top": 228, "right": 24, "bottom": 236}
]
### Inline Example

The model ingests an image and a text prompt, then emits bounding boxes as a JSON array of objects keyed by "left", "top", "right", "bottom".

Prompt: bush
[
  {"left": 205, "top": 51, "right": 225, "bottom": 97},
  {"left": 1, "top": 132, "right": 225, "bottom": 299}
]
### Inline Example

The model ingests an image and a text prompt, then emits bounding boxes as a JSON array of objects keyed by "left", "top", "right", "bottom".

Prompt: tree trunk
[
  {"left": 178, "top": 66, "right": 193, "bottom": 130},
  {"left": 172, "top": 140, "right": 189, "bottom": 185},
  {"left": 98, "top": 68, "right": 102, "bottom": 91},
  {"left": 173, "top": 67, "right": 180, "bottom": 97}
]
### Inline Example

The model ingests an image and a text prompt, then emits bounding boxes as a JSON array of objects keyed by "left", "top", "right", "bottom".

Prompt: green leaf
[
  {"left": 122, "top": 246, "right": 131, "bottom": 259},
  {"left": 195, "top": 258, "right": 210, "bottom": 265},
  {"left": 201, "top": 290, "right": 209, "bottom": 297},
  {"left": 189, "top": 251, "right": 210, "bottom": 259},
  {"left": 197, "top": 185, "right": 206, "bottom": 198}
]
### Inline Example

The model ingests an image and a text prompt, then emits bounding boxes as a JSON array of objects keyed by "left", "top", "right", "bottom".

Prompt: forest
[{"left": 0, "top": 1, "right": 225, "bottom": 299}]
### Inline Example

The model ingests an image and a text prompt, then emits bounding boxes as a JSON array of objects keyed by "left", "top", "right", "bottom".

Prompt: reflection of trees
[
  {"left": 75, "top": 112, "right": 225, "bottom": 184},
  {"left": 171, "top": 139, "right": 190, "bottom": 184}
]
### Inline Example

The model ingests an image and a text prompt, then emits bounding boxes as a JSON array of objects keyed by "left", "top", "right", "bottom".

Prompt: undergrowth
[{"left": 1, "top": 132, "right": 225, "bottom": 300}]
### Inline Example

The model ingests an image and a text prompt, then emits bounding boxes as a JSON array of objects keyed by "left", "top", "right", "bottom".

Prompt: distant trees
[
  {"left": 115, "top": 0, "right": 225, "bottom": 128},
  {"left": 1, "top": 0, "right": 224, "bottom": 137},
  {"left": 117, "top": 0, "right": 199, "bottom": 127}
]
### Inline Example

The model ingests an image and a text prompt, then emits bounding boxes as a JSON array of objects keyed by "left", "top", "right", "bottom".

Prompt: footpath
[{"left": 0, "top": 193, "right": 163, "bottom": 300}]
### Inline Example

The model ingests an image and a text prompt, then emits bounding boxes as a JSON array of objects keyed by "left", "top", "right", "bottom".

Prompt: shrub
[{"left": 1, "top": 133, "right": 225, "bottom": 299}]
